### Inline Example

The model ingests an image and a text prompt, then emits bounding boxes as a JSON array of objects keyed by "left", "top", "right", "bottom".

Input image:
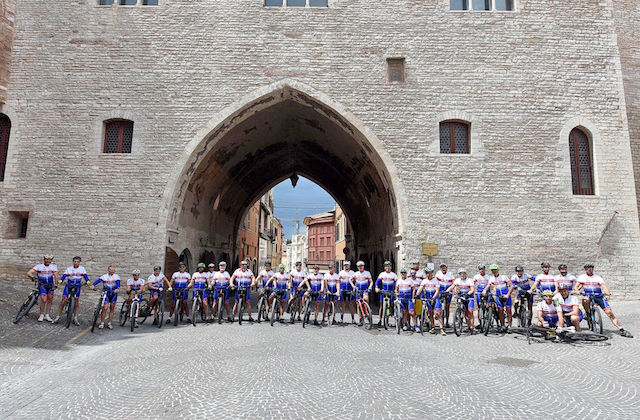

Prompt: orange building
[
  {"left": 236, "top": 201, "right": 260, "bottom": 273},
  {"left": 304, "top": 211, "right": 335, "bottom": 269}
]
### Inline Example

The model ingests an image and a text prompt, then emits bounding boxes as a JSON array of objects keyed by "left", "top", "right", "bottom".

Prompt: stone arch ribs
[{"left": 161, "top": 80, "right": 408, "bottom": 275}]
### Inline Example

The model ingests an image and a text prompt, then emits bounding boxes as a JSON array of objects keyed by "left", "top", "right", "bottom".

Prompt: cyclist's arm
[
  {"left": 299, "top": 279, "right": 309, "bottom": 290},
  {"left": 27, "top": 267, "right": 36, "bottom": 278},
  {"left": 468, "top": 283, "right": 476, "bottom": 295},
  {"left": 530, "top": 277, "right": 540, "bottom": 291},
  {"left": 187, "top": 277, "right": 195, "bottom": 290},
  {"left": 115, "top": 279, "right": 121, "bottom": 294},
  {"left": 567, "top": 304, "right": 579, "bottom": 318},
  {"left": 446, "top": 284, "right": 455, "bottom": 294},
  {"left": 53, "top": 270, "right": 59, "bottom": 284},
  {"left": 574, "top": 281, "right": 583, "bottom": 293},
  {"left": 507, "top": 282, "right": 514, "bottom": 296},
  {"left": 602, "top": 282, "right": 611, "bottom": 296},
  {"left": 336, "top": 281, "right": 341, "bottom": 294},
  {"left": 250, "top": 274, "right": 256, "bottom": 288},
  {"left": 415, "top": 284, "right": 423, "bottom": 296},
  {"left": 433, "top": 286, "right": 440, "bottom": 300},
  {"left": 557, "top": 307, "right": 565, "bottom": 327},
  {"left": 536, "top": 309, "right": 544, "bottom": 326},
  {"left": 126, "top": 283, "right": 132, "bottom": 293},
  {"left": 91, "top": 278, "right": 102, "bottom": 289},
  {"left": 59, "top": 273, "right": 68, "bottom": 285},
  {"left": 229, "top": 273, "right": 236, "bottom": 287}
]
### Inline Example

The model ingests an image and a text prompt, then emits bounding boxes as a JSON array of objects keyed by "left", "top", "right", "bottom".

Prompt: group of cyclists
[{"left": 24, "top": 254, "right": 633, "bottom": 338}]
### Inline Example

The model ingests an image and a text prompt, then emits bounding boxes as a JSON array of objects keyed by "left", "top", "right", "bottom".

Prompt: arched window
[
  {"left": 0, "top": 113, "right": 10, "bottom": 181},
  {"left": 103, "top": 119, "right": 134, "bottom": 153},
  {"left": 569, "top": 128, "right": 594, "bottom": 195},
  {"left": 439, "top": 121, "right": 470, "bottom": 154}
]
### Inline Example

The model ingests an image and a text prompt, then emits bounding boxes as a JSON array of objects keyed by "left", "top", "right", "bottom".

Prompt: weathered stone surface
[{"left": 0, "top": 1, "right": 639, "bottom": 297}]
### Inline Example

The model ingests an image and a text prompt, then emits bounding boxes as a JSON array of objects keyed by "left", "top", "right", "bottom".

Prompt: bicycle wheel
[
  {"left": 217, "top": 296, "right": 224, "bottom": 324},
  {"left": 13, "top": 292, "right": 37, "bottom": 324},
  {"left": 24, "top": 292, "right": 39, "bottom": 317},
  {"left": 257, "top": 297, "right": 265, "bottom": 324},
  {"left": 442, "top": 299, "right": 449, "bottom": 328},
  {"left": 592, "top": 307, "right": 603, "bottom": 335},
  {"left": 238, "top": 298, "right": 244, "bottom": 325},
  {"left": 119, "top": 301, "right": 129, "bottom": 327},
  {"left": 66, "top": 297, "right": 76, "bottom": 329},
  {"left": 173, "top": 299, "right": 180, "bottom": 326},
  {"left": 567, "top": 331, "right": 608, "bottom": 342},
  {"left": 302, "top": 299, "right": 310, "bottom": 328},
  {"left": 158, "top": 299, "right": 164, "bottom": 328},
  {"left": 328, "top": 301, "right": 335, "bottom": 327},
  {"left": 270, "top": 299, "right": 278, "bottom": 326},
  {"left": 363, "top": 302, "right": 373, "bottom": 330},
  {"left": 130, "top": 301, "right": 138, "bottom": 332},
  {"left": 91, "top": 297, "right": 102, "bottom": 333},
  {"left": 483, "top": 306, "right": 493, "bottom": 336},
  {"left": 526, "top": 326, "right": 532, "bottom": 345},
  {"left": 191, "top": 298, "right": 199, "bottom": 327},
  {"left": 519, "top": 303, "right": 529, "bottom": 328},
  {"left": 382, "top": 300, "right": 389, "bottom": 330},
  {"left": 453, "top": 307, "right": 463, "bottom": 337},
  {"left": 394, "top": 301, "right": 402, "bottom": 334},
  {"left": 419, "top": 305, "right": 427, "bottom": 335},
  {"left": 138, "top": 299, "right": 149, "bottom": 325}
]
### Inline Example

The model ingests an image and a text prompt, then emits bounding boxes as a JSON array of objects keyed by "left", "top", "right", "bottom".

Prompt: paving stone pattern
[{"left": 1, "top": 279, "right": 639, "bottom": 419}]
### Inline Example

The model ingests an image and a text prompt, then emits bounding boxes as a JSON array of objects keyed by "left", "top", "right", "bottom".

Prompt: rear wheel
[
  {"left": 363, "top": 302, "right": 373, "bottom": 330},
  {"left": 139, "top": 299, "right": 149, "bottom": 325},
  {"left": 483, "top": 305, "right": 493, "bottom": 336},
  {"left": 567, "top": 331, "right": 608, "bottom": 342},
  {"left": 519, "top": 301, "right": 529, "bottom": 328},
  {"left": 217, "top": 296, "right": 224, "bottom": 324},
  {"left": 327, "top": 301, "right": 335, "bottom": 327},
  {"left": 257, "top": 297, "right": 265, "bottom": 324},
  {"left": 119, "top": 301, "right": 129, "bottom": 327},
  {"left": 157, "top": 299, "right": 164, "bottom": 328},
  {"left": 13, "top": 292, "right": 38, "bottom": 324},
  {"left": 130, "top": 301, "right": 138, "bottom": 332},
  {"left": 238, "top": 297, "right": 244, "bottom": 325},
  {"left": 191, "top": 298, "right": 199, "bottom": 327},
  {"left": 592, "top": 307, "right": 603, "bottom": 335},
  {"left": 91, "top": 297, "right": 102, "bottom": 333},
  {"left": 65, "top": 297, "right": 76, "bottom": 329},
  {"left": 395, "top": 301, "right": 402, "bottom": 335},
  {"left": 454, "top": 306, "right": 463, "bottom": 337}
]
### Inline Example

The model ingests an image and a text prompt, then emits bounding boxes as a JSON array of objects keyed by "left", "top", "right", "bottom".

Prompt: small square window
[
  {"left": 99, "top": 0, "right": 115, "bottom": 5},
  {"left": 450, "top": 0, "right": 468, "bottom": 10},
  {"left": 120, "top": 0, "right": 137, "bottom": 5},
  {"left": 142, "top": 0, "right": 158, "bottom": 4},
  {"left": 386, "top": 58, "right": 405, "bottom": 83},
  {"left": 7, "top": 211, "right": 29, "bottom": 239},
  {"left": 287, "top": 0, "right": 306, "bottom": 6}
]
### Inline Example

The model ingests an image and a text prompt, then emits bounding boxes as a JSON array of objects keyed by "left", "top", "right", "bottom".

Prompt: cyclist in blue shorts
[
  {"left": 484, "top": 264, "right": 514, "bottom": 332},
  {"left": 230, "top": 260, "right": 256, "bottom": 322},
  {"left": 338, "top": 261, "right": 355, "bottom": 324},
  {"left": 511, "top": 265, "right": 533, "bottom": 327},
  {"left": 375, "top": 261, "right": 398, "bottom": 327},
  {"left": 446, "top": 268, "right": 476, "bottom": 333},
  {"left": 147, "top": 265, "right": 170, "bottom": 325},
  {"left": 416, "top": 264, "right": 444, "bottom": 335},
  {"left": 189, "top": 263, "right": 210, "bottom": 321},
  {"left": 267, "top": 264, "right": 290, "bottom": 318},
  {"left": 535, "top": 290, "right": 560, "bottom": 328},
  {"left": 168, "top": 262, "right": 191, "bottom": 324},
  {"left": 299, "top": 265, "right": 325, "bottom": 325},
  {"left": 53, "top": 256, "right": 90, "bottom": 326},
  {"left": 90, "top": 265, "right": 121, "bottom": 330},
  {"left": 395, "top": 268, "right": 414, "bottom": 331},
  {"left": 27, "top": 254, "right": 59, "bottom": 322},
  {"left": 211, "top": 261, "right": 232, "bottom": 322},
  {"left": 323, "top": 264, "right": 340, "bottom": 323}
]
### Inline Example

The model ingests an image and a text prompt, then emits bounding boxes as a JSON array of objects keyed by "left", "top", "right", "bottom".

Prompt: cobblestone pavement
[{"left": 1, "top": 279, "right": 639, "bottom": 419}]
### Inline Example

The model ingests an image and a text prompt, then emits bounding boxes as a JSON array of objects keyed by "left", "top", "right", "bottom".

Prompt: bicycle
[
  {"left": 419, "top": 296, "right": 434, "bottom": 335},
  {"left": 482, "top": 294, "right": 507, "bottom": 336},
  {"left": 514, "top": 289, "right": 533, "bottom": 328},
  {"left": 379, "top": 290, "right": 394, "bottom": 330},
  {"left": 270, "top": 289, "right": 287, "bottom": 326},
  {"left": 580, "top": 292, "right": 605, "bottom": 334},
  {"left": 302, "top": 291, "right": 322, "bottom": 328},
  {"left": 256, "top": 287, "right": 271, "bottom": 324},
  {"left": 191, "top": 289, "right": 206, "bottom": 327},
  {"left": 453, "top": 294, "right": 473, "bottom": 337},
  {"left": 214, "top": 285, "right": 229, "bottom": 324},
  {"left": 62, "top": 284, "right": 81, "bottom": 328},
  {"left": 12, "top": 277, "right": 41, "bottom": 324},
  {"left": 130, "top": 292, "right": 149, "bottom": 332},
  {"left": 91, "top": 290, "right": 108, "bottom": 333},
  {"left": 172, "top": 287, "right": 187, "bottom": 326},
  {"left": 153, "top": 288, "right": 165, "bottom": 328},
  {"left": 321, "top": 292, "right": 339, "bottom": 327},
  {"left": 287, "top": 289, "right": 302, "bottom": 324},
  {"left": 354, "top": 289, "right": 373, "bottom": 330},
  {"left": 526, "top": 324, "right": 608, "bottom": 345},
  {"left": 234, "top": 284, "right": 249, "bottom": 325},
  {"left": 438, "top": 291, "right": 452, "bottom": 328}
]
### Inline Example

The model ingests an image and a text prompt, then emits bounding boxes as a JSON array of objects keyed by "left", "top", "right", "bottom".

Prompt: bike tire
[
  {"left": 394, "top": 301, "right": 402, "bottom": 334},
  {"left": 91, "top": 296, "right": 102, "bottom": 333},
  {"left": 382, "top": 300, "right": 389, "bottom": 330},
  {"left": 519, "top": 303, "right": 528, "bottom": 328},
  {"left": 363, "top": 302, "right": 373, "bottom": 330},
  {"left": 158, "top": 298, "right": 164, "bottom": 328},
  {"left": 191, "top": 298, "right": 198, "bottom": 327},
  {"left": 302, "top": 299, "right": 310, "bottom": 328},
  {"left": 257, "top": 297, "right": 265, "bottom": 324},
  {"left": 328, "top": 301, "right": 335, "bottom": 327},
  {"left": 419, "top": 305, "right": 427, "bottom": 335},
  {"left": 442, "top": 298, "right": 449, "bottom": 328},
  {"left": 593, "top": 307, "right": 603, "bottom": 335},
  {"left": 119, "top": 301, "right": 129, "bottom": 327},
  {"left": 66, "top": 297, "right": 76, "bottom": 329},
  {"left": 483, "top": 306, "right": 492, "bottom": 336},
  {"left": 526, "top": 326, "right": 532, "bottom": 345},
  {"left": 217, "top": 296, "right": 224, "bottom": 324},
  {"left": 25, "top": 292, "right": 39, "bottom": 317},
  {"left": 454, "top": 307, "right": 463, "bottom": 337},
  {"left": 270, "top": 299, "right": 278, "bottom": 326},
  {"left": 238, "top": 298, "right": 244, "bottom": 325},
  {"left": 13, "top": 292, "right": 36, "bottom": 324},
  {"left": 567, "top": 331, "right": 608, "bottom": 342},
  {"left": 130, "top": 301, "right": 137, "bottom": 332},
  {"left": 173, "top": 299, "right": 180, "bottom": 326}
]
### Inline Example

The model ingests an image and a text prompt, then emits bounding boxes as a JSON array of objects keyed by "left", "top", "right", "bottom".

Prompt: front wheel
[
  {"left": 363, "top": 302, "right": 373, "bottom": 330},
  {"left": 519, "top": 302, "right": 529, "bottom": 328},
  {"left": 157, "top": 299, "right": 164, "bottom": 328},
  {"left": 453, "top": 306, "right": 464, "bottom": 337},
  {"left": 91, "top": 296, "right": 102, "bottom": 333},
  {"left": 257, "top": 297, "right": 265, "bottom": 324},
  {"left": 483, "top": 305, "right": 493, "bottom": 336},
  {"left": 238, "top": 298, "right": 244, "bottom": 325},
  {"left": 591, "top": 306, "right": 603, "bottom": 335},
  {"left": 130, "top": 301, "right": 138, "bottom": 332},
  {"left": 302, "top": 299, "right": 310, "bottom": 329},
  {"left": 217, "top": 296, "right": 224, "bottom": 324},
  {"left": 13, "top": 292, "right": 38, "bottom": 324},
  {"left": 382, "top": 300, "right": 389, "bottom": 330},
  {"left": 119, "top": 301, "right": 129, "bottom": 327},
  {"left": 173, "top": 299, "right": 180, "bottom": 326},
  {"left": 395, "top": 301, "right": 402, "bottom": 335},
  {"left": 65, "top": 297, "right": 76, "bottom": 329},
  {"left": 191, "top": 298, "right": 199, "bottom": 327},
  {"left": 327, "top": 301, "right": 335, "bottom": 327},
  {"left": 270, "top": 299, "right": 278, "bottom": 327}
]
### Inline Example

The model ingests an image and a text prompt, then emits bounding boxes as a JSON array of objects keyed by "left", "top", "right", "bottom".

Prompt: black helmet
[
  {"left": 515, "top": 265, "right": 524, "bottom": 272},
  {"left": 558, "top": 264, "right": 567, "bottom": 270}
]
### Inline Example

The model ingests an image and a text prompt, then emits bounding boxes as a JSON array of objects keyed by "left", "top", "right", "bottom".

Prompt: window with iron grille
[
  {"left": 569, "top": 128, "right": 594, "bottom": 195},
  {"left": 439, "top": 121, "right": 470, "bottom": 154},
  {"left": 387, "top": 58, "right": 406, "bottom": 83},
  {"left": 103, "top": 120, "right": 134, "bottom": 153},
  {"left": 0, "top": 113, "right": 10, "bottom": 181}
]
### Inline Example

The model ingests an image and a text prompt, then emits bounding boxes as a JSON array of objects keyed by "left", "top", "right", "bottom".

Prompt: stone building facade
[{"left": 0, "top": 1, "right": 639, "bottom": 297}]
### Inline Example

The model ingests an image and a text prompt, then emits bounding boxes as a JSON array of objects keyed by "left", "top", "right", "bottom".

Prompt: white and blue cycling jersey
[
  {"left": 339, "top": 269, "right": 355, "bottom": 291},
  {"left": 354, "top": 270, "right": 372, "bottom": 291},
  {"left": 324, "top": 272, "right": 340, "bottom": 293},
  {"left": 258, "top": 269, "right": 275, "bottom": 288},
  {"left": 536, "top": 273, "right": 556, "bottom": 293},
  {"left": 511, "top": 273, "right": 532, "bottom": 290},
  {"left": 61, "top": 266, "right": 89, "bottom": 287},
  {"left": 171, "top": 271, "right": 191, "bottom": 289},
  {"left": 377, "top": 271, "right": 398, "bottom": 292},
  {"left": 307, "top": 273, "right": 324, "bottom": 293},
  {"left": 33, "top": 263, "right": 58, "bottom": 285},
  {"left": 93, "top": 273, "right": 121, "bottom": 291},
  {"left": 233, "top": 268, "right": 253, "bottom": 288}
]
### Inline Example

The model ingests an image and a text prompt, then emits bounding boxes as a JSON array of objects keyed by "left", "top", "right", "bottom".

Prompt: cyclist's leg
[
  {"left": 600, "top": 298, "right": 622, "bottom": 328},
  {"left": 314, "top": 297, "right": 321, "bottom": 321},
  {"left": 56, "top": 286, "right": 69, "bottom": 318},
  {"left": 45, "top": 288, "right": 54, "bottom": 316},
  {"left": 466, "top": 298, "right": 475, "bottom": 329},
  {"left": 100, "top": 293, "right": 110, "bottom": 323},
  {"left": 108, "top": 293, "right": 117, "bottom": 323},
  {"left": 73, "top": 288, "right": 81, "bottom": 316},
  {"left": 203, "top": 290, "right": 210, "bottom": 317},
  {"left": 505, "top": 296, "right": 513, "bottom": 327},
  {"left": 245, "top": 290, "right": 252, "bottom": 317},
  {"left": 38, "top": 284, "right": 48, "bottom": 316},
  {"left": 434, "top": 297, "right": 444, "bottom": 329}
]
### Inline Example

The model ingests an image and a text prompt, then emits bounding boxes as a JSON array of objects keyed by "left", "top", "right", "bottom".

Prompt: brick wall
[{"left": 1, "top": 1, "right": 639, "bottom": 296}]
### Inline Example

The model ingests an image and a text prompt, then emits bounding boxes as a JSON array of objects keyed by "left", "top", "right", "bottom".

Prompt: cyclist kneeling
[
  {"left": 554, "top": 284, "right": 581, "bottom": 331},
  {"left": 535, "top": 290, "right": 560, "bottom": 328}
]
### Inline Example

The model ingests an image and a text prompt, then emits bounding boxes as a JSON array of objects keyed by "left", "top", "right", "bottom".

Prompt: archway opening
[{"left": 165, "top": 85, "right": 402, "bottom": 277}]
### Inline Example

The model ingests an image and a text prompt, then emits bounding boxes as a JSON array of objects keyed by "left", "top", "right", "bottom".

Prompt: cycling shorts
[
  {"left": 39, "top": 283, "right": 55, "bottom": 296},
  {"left": 459, "top": 295, "right": 475, "bottom": 310},
  {"left": 440, "top": 293, "right": 452, "bottom": 305},
  {"left": 193, "top": 289, "right": 209, "bottom": 300},
  {"left": 588, "top": 295, "right": 610, "bottom": 310},
  {"left": 397, "top": 297, "right": 414, "bottom": 314},
  {"left": 271, "top": 289, "right": 288, "bottom": 300},
  {"left": 235, "top": 289, "right": 250, "bottom": 302},
  {"left": 62, "top": 285, "right": 81, "bottom": 299},
  {"left": 103, "top": 291, "right": 118, "bottom": 304},
  {"left": 323, "top": 293, "right": 338, "bottom": 302},
  {"left": 340, "top": 290, "right": 354, "bottom": 302},
  {"left": 379, "top": 291, "right": 396, "bottom": 303},
  {"left": 173, "top": 289, "right": 188, "bottom": 302},
  {"left": 563, "top": 312, "right": 583, "bottom": 324},
  {"left": 149, "top": 289, "right": 160, "bottom": 296},
  {"left": 213, "top": 287, "right": 229, "bottom": 301},
  {"left": 495, "top": 295, "right": 512, "bottom": 308},
  {"left": 542, "top": 314, "right": 559, "bottom": 327}
]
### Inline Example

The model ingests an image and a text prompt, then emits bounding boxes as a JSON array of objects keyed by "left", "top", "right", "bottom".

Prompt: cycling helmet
[
  {"left": 197, "top": 263, "right": 206, "bottom": 269},
  {"left": 132, "top": 269, "right": 141, "bottom": 275},
  {"left": 489, "top": 264, "right": 500, "bottom": 271},
  {"left": 440, "top": 263, "right": 447, "bottom": 268},
  {"left": 558, "top": 283, "right": 569, "bottom": 290},
  {"left": 241, "top": 260, "right": 249, "bottom": 266},
  {"left": 73, "top": 256, "right": 82, "bottom": 262},
  {"left": 411, "top": 259, "right": 419, "bottom": 265},
  {"left": 426, "top": 263, "right": 435, "bottom": 272},
  {"left": 356, "top": 261, "right": 365, "bottom": 267},
  {"left": 44, "top": 254, "right": 54, "bottom": 260},
  {"left": 515, "top": 265, "right": 524, "bottom": 272},
  {"left": 295, "top": 261, "right": 302, "bottom": 266},
  {"left": 477, "top": 263, "right": 486, "bottom": 270},
  {"left": 384, "top": 260, "right": 391, "bottom": 266},
  {"left": 584, "top": 263, "right": 594, "bottom": 269},
  {"left": 265, "top": 262, "right": 271, "bottom": 267},
  {"left": 153, "top": 265, "right": 162, "bottom": 271},
  {"left": 208, "top": 263, "right": 215, "bottom": 268},
  {"left": 542, "top": 290, "right": 553, "bottom": 297},
  {"left": 343, "top": 261, "right": 351, "bottom": 266},
  {"left": 179, "top": 262, "right": 186, "bottom": 267},
  {"left": 458, "top": 268, "right": 467, "bottom": 274},
  {"left": 400, "top": 268, "right": 407, "bottom": 273},
  {"left": 279, "top": 263, "right": 286, "bottom": 269},
  {"left": 558, "top": 264, "right": 567, "bottom": 270},
  {"left": 541, "top": 262, "right": 550, "bottom": 268},
  {"left": 219, "top": 261, "right": 227, "bottom": 266},
  {"left": 312, "top": 264, "right": 319, "bottom": 269}
]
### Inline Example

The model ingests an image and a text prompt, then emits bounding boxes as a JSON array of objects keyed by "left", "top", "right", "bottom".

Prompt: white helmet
[
  {"left": 44, "top": 254, "right": 54, "bottom": 260},
  {"left": 426, "top": 263, "right": 435, "bottom": 272},
  {"left": 132, "top": 269, "right": 141, "bottom": 275},
  {"left": 356, "top": 261, "right": 365, "bottom": 267}
]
